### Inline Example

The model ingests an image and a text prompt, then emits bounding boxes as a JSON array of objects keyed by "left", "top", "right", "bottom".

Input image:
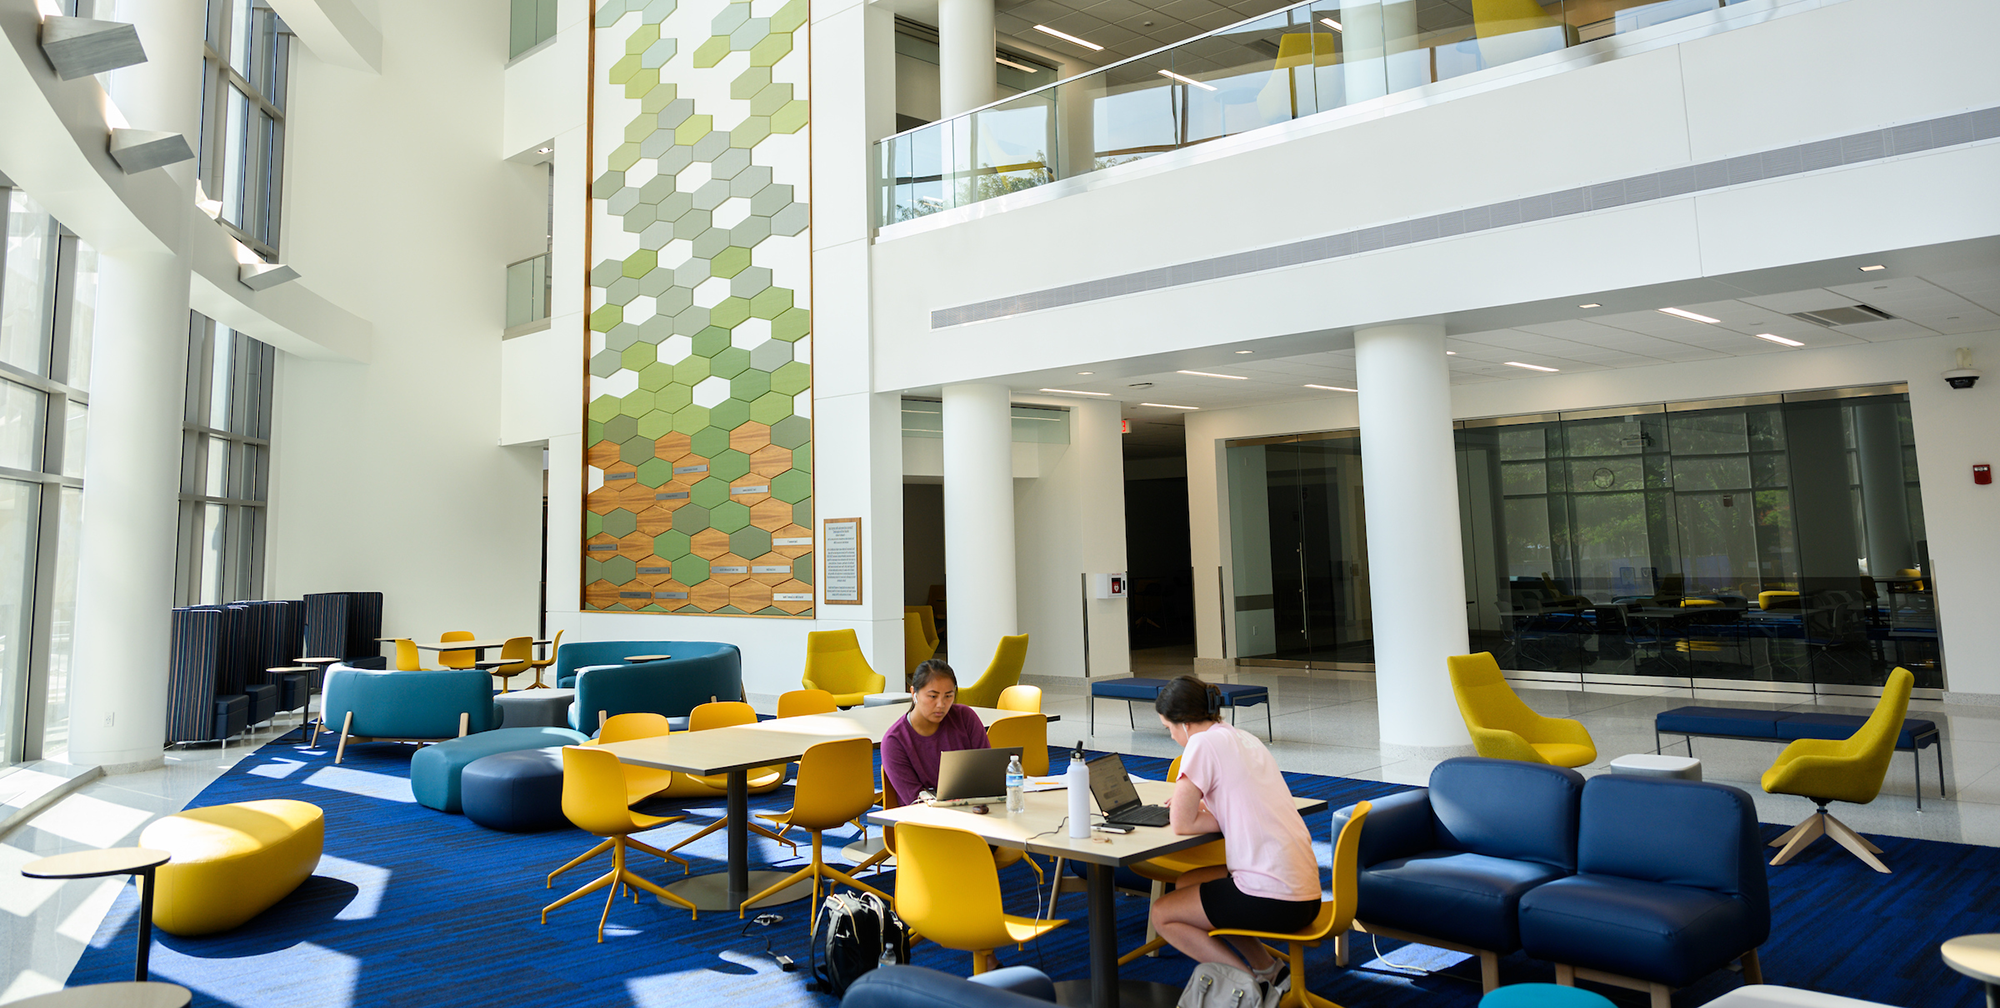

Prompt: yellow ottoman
[{"left": 138, "top": 799, "right": 324, "bottom": 936}]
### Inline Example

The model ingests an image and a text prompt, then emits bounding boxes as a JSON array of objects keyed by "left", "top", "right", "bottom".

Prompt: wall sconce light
[
  {"left": 240, "top": 261, "right": 300, "bottom": 290},
  {"left": 39, "top": 16, "right": 147, "bottom": 80},
  {"left": 108, "top": 129, "right": 193, "bottom": 173}
]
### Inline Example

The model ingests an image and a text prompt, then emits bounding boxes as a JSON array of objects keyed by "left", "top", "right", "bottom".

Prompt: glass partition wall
[{"left": 1224, "top": 385, "right": 1940, "bottom": 693}]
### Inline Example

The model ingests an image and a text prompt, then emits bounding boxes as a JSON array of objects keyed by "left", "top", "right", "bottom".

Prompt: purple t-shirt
[{"left": 881, "top": 703, "right": 989, "bottom": 805}]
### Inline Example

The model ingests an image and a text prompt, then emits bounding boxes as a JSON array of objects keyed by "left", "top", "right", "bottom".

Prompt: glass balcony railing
[
  {"left": 878, "top": 0, "right": 1753, "bottom": 227},
  {"left": 505, "top": 253, "right": 550, "bottom": 331},
  {"left": 510, "top": 0, "right": 558, "bottom": 59}
]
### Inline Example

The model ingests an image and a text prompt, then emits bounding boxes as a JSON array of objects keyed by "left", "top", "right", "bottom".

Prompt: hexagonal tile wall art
[{"left": 589, "top": 0, "right": 812, "bottom": 616}]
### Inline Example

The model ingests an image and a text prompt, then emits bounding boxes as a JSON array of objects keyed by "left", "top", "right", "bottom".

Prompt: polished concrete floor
[{"left": 4, "top": 651, "right": 1999, "bottom": 1003}]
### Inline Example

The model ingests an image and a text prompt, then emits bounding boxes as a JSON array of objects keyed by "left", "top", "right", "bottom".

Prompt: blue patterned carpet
[{"left": 66, "top": 734, "right": 1996, "bottom": 1007}]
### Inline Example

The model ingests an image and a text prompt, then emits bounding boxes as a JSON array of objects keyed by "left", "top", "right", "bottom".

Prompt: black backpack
[{"left": 810, "top": 890, "right": 910, "bottom": 995}]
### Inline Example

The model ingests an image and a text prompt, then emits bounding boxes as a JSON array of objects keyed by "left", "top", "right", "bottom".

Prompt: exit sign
[{"left": 1121, "top": 419, "right": 1131, "bottom": 433}]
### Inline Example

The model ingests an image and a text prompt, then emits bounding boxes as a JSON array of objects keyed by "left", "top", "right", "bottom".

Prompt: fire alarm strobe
[{"left": 1976, "top": 464, "right": 1992, "bottom": 485}]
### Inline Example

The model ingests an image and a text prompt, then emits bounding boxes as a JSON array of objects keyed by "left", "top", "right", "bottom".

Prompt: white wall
[{"left": 1011, "top": 399, "right": 1130, "bottom": 679}]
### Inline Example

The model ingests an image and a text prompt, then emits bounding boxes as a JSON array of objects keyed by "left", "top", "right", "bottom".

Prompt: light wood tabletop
[
  {"left": 22, "top": 848, "right": 171, "bottom": 880},
  {"left": 4, "top": 983, "right": 191, "bottom": 1008},
  {"left": 389, "top": 638, "right": 551, "bottom": 652},
  {"left": 1941, "top": 933, "right": 2000, "bottom": 1002}
]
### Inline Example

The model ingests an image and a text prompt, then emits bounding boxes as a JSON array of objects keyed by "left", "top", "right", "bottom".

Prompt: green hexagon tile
[{"left": 589, "top": 0, "right": 813, "bottom": 617}]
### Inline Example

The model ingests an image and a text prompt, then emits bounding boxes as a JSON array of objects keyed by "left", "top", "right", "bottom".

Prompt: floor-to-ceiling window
[
  {"left": 0, "top": 188, "right": 97, "bottom": 764},
  {"left": 175, "top": 315, "right": 275, "bottom": 606},
  {"left": 1223, "top": 385, "right": 1939, "bottom": 693},
  {"left": 200, "top": 0, "right": 293, "bottom": 257}
]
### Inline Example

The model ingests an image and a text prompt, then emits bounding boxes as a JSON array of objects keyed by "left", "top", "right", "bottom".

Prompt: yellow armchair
[
  {"left": 1447, "top": 651, "right": 1596, "bottom": 767},
  {"left": 904, "top": 613, "right": 937, "bottom": 681},
  {"left": 957, "top": 633, "right": 1029, "bottom": 709},
  {"left": 1763, "top": 667, "right": 1913, "bottom": 873},
  {"left": 801, "top": 628, "right": 885, "bottom": 707}
]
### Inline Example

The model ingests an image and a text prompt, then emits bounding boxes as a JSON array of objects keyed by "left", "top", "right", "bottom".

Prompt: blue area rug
[{"left": 68, "top": 735, "right": 1994, "bottom": 1007}]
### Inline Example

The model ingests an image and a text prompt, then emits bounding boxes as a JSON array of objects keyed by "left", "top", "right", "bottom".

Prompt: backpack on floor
[
  {"left": 1177, "top": 962, "right": 1279, "bottom": 1008},
  {"left": 810, "top": 889, "right": 910, "bottom": 996}
]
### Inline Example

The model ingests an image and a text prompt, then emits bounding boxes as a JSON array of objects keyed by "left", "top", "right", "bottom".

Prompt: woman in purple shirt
[{"left": 881, "top": 660, "right": 989, "bottom": 804}]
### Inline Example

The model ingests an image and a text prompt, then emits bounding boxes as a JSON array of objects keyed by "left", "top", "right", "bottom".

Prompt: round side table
[
  {"left": 624, "top": 654, "right": 672, "bottom": 662},
  {"left": 22, "top": 848, "right": 172, "bottom": 981},
  {"left": 5, "top": 982, "right": 191, "bottom": 1008},
  {"left": 1943, "top": 933, "right": 2000, "bottom": 1008}
]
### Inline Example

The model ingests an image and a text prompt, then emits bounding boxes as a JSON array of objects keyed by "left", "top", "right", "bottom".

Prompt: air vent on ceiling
[{"left": 1788, "top": 303, "right": 1897, "bottom": 327}]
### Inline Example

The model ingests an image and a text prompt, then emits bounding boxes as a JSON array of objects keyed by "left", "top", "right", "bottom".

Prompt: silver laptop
[{"left": 930, "top": 746, "right": 1024, "bottom": 807}]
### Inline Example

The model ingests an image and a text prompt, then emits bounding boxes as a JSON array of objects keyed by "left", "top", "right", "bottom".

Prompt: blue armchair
[
  {"left": 318, "top": 663, "right": 501, "bottom": 764},
  {"left": 565, "top": 642, "right": 743, "bottom": 732},
  {"left": 844, "top": 966, "right": 1056, "bottom": 1008},
  {"left": 1519, "top": 774, "right": 1769, "bottom": 1004},
  {"left": 1333, "top": 757, "right": 1584, "bottom": 992}
]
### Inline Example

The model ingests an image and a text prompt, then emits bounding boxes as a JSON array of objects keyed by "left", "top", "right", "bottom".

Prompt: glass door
[{"left": 1225, "top": 433, "right": 1372, "bottom": 668}]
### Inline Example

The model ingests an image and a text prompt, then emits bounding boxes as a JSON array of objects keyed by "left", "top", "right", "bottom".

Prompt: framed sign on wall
[{"left": 822, "top": 517, "right": 860, "bottom": 604}]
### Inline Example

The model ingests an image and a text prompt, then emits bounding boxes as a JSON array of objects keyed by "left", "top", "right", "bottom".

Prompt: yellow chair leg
[
  {"left": 626, "top": 837, "right": 691, "bottom": 875},
  {"left": 1118, "top": 937, "right": 1167, "bottom": 967},
  {"left": 548, "top": 838, "right": 615, "bottom": 886}
]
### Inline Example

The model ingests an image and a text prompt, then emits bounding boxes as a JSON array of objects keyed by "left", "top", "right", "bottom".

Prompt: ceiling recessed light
[
  {"left": 1039, "top": 388, "right": 1110, "bottom": 395},
  {"left": 1234, "top": 350, "right": 1253, "bottom": 354},
  {"left": 1859, "top": 264, "right": 1886, "bottom": 271},
  {"left": 537, "top": 146, "right": 553, "bottom": 154},
  {"left": 1177, "top": 370, "right": 1248, "bottom": 379},
  {"left": 995, "top": 56, "right": 1038, "bottom": 72},
  {"left": 1504, "top": 361, "right": 1561, "bottom": 373},
  {"left": 1157, "top": 69, "right": 1217, "bottom": 91},
  {"left": 1658, "top": 307, "right": 1721, "bottom": 324},
  {"left": 1076, "top": 371, "right": 1093, "bottom": 375},
  {"left": 1304, "top": 384, "right": 1357, "bottom": 392},
  {"left": 1319, "top": 17, "right": 1342, "bottom": 30},
  {"left": 1032, "top": 24, "right": 1103, "bottom": 50},
  {"left": 1578, "top": 303, "right": 1601, "bottom": 308},
  {"left": 1141, "top": 402, "right": 1199, "bottom": 410},
  {"left": 1755, "top": 333, "right": 1805, "bottom": 347},
  {"left": 1445, "top": 351, "right": 1456, "bottom": 355}
]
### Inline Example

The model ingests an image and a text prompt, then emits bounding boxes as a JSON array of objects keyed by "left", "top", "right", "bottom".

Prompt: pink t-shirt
[{"left": 1178, "top": 722, "right": 1319, "bottom": 902}]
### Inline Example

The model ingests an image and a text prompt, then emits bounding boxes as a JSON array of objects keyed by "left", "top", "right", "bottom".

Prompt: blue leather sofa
[
  {"left": 562, "top": 641, "right": 743, "bottom": 732},
  {"left": 1335, "top": 757, "right": 1585, "bottom": 992},
  {"left": 319, "top": 663, "right": 501, "bottom": 764},
  {"left": 1518, "top": 774, "right": 1769, "bottom": 1002},
  {"left": 844, "top": 966, "right": 1056, "bottom": 1008}
]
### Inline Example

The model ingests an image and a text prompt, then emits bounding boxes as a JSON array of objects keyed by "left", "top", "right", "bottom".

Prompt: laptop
[
  {"left": 930, "top": 746, "right": 1025, "bottom": 807},
  {"left": 1087, "top": 753, "right": 1172, "bottom": 827}
]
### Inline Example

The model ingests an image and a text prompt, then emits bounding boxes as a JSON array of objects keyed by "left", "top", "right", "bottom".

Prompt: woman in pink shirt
[
  {"left": 880, "top": 660, "right": 990, "bottom": 805},
  {"left": 1148, "top": 675, "right": 1319, "bottom": 992}
]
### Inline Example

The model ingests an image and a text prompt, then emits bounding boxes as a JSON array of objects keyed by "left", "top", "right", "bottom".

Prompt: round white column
[
  {"left": 942, "top": 383, "right": 1017, "bottom": 672},
  {"left": 1354, "top": 324, "right": 1474, "bottom": 757},
  {"left": 938, "top": 0, "right": 997, "bottom": 118},
  {"left": 66, "top": 0, "right": 201, "bottom": 770}
]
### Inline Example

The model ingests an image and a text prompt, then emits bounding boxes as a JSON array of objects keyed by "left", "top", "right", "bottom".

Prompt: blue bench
[
  {"left": 1654, "top": 705, "right": 1942, "bottom": 809},
  {"left": 1088, "top": 677, "right": 1272, "bottom": 740}
]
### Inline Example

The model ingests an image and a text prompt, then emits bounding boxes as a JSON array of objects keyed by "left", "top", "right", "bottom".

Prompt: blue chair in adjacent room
[{"left": 1518, "top": 774, "right": 1769, "bottom": 1008}]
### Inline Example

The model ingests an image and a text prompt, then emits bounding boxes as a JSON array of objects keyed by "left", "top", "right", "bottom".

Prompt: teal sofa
[
  {"left": 561, "top": 641, "right": 742, "bottom": 732},
  {"left": 320, "top": 663, "right": 502, "bottom": 764}
]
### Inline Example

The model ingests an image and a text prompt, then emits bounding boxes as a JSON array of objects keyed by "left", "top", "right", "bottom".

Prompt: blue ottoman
[
  {"left": 409, "top": 726, "right": 587, "bottom": 813},
  {"left": 461, "top": 748, "right": 570, "bottom": 832},
  {"left": 1480, "top": 985, "right": 1615, "bottom": 1007}
]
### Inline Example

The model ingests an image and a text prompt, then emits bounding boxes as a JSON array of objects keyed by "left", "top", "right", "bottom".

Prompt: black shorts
[{"left": 1198, "top": 876, "right": 1320, "bottom": 933}]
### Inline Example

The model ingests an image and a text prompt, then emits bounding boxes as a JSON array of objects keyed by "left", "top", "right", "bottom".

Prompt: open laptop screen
[{"left": 1086, "top": 753, "right": 1143, "bottom": 813}]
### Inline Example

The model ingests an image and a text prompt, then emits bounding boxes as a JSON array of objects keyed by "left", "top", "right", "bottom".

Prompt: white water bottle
[
  {"left": 1066, "top": 743, "right": 1091, "bottom": 838},
  {"left": 1006, "top": 754, "right": 1026, "bottom": 813}
]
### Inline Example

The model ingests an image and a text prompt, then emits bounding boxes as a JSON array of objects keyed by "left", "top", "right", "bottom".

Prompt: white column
[
  {"left": 1354, "top": 324, "right": 1472, "bottom": 757},
  {"left": 937, "top": 0, "right": 997, "bottom": 118},
  {"left": 942, "top": 383, "right": 1017, "bottom": 670},
  {"left": 67, "top": 251, "right": 191, "bottom": 769}
]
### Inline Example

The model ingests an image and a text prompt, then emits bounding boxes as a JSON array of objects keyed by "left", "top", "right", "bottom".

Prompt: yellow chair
[
  {"left": 859, "top": 776, "right": 1039, "bottom": 882},
  {"left": 894, "top": 821, "right": 1067, "bottom": 973},
  {"left": 1758, "top": 591, "right": 1802, "bottom": 611},
  {"left": 905, "top": 614, "right": 938, "bottom": 680},
  {"left": 659, "top": 702, "right": 797, "bottom": 858},
  {"left": 957, "top": 634, "right": 1029, "bottom": 709},
  {"left": 996, "top": 684, "right": 1041, "bottom": 714},
  {"left": 522, "top": 628, "right": 564, "bottom": 688},
  {"left": 801, "top": 628, "right": 886, "bottom": 707},
  {"left": 1115, "top": 756, "right": 1225, "bottom": 965},
  {"left": 438, "top": 630, "right": 477, "bottom": 670},
  {"left": 778, "top": 689, "right": 838, "bottom": 718},
  {"left": 1762, "top": 667, "right": 1913, "bottom": 874},
  {"left": 542, "top": 746, "right": 697, "bottom": 941},
  {"left": 392, "top": 638, "right": 427, "bottom": 671},
  {"left": 986, "top": 713, "right": 1049, "bottom": 776},
  {"left": 1212, "top": 801, "right": 1371, "bottom": 1008},
  {"left": 744, "top": 737, "right": 889, "bottom": 926},
  {"left": 1447, "top": 651, "right": 1596, "bottom": 767},
  {"left": 474, "top": 635, "right": 534, "bottom": 693},
  {"left": 907, "top": 606, "right": 940, "bottom": 652},
  {"left": 592, "top": 712, "right": 687, "bottom": 807}
]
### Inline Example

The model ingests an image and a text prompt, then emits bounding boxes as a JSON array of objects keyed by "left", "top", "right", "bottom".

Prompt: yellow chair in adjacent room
[
  {"left": 957, "top": 634, "right": 1030, "bottom": 709},
  {"left": 1212, "top": 802, "right": 1371, "bottom": 1008},
  {"left": 905, "top": 613, "right": 938, "bottom": 680},
  {"left": 996, "top": 684, "right": 1041, "bottom": 714},
  {"left": 801, "top": 628, "right": 886, "bottom": 706},
  {"left": 393, "top": 638, "right": 427, "bottom": 672},
  {"left": 1758, "top": 591, "right": 1802, "bottom": 611},
  {"left": 438, "top": 630, "right": 477, "bottom": 670},
  {"left": 1763, "top": 667, "right": 1913, "bottom": 874},
  {"left": 522, "top": 628, "right": 564, "bottom": 688},
  {"left": 473, "top": 635, "right": 534, "bottom": 693},
  {"left": 894, "top": 821, "right": 1067, "bottom": 974},
  {"left": 542, "top": 746, "right": 697, "bottom": 941},
  {"left": 1447, "top": 651, "right": 1597, "bottom": 767},
  {"left": 907, "top": 605, "right": 940, "bottom": 651},
  {"left": 778, "top": 689, "right": 838, "bottom": 718},
  {"left": 744, "top": 737, "right": 888, "bottom": 927},
  {"left": 658, "top": 702, "right": 797, "bottom": 858},
  {"left": 1115, "top": 756, "right": 1225, "bottom": 964}
]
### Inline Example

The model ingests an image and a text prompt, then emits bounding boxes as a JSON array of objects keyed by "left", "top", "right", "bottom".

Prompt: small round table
[
  {"left": 5, "top": 982, "right": 191, "bottom": 1008},
  {"left": 21, "top": 849, "right": 172, "bottom": 981},
  {"left": 624, "top": 654, "right": 671, "bottom": 662},
  {"left": 1942, "top": 933, "right": 2000, "bottom": 1008}
]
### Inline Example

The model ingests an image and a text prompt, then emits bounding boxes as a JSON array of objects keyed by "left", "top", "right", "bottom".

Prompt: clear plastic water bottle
[{"left": 1006, "top": 754, "right": 1026, "bottom": 813}]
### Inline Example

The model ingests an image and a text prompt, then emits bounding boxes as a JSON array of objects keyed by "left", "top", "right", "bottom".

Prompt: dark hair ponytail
[
  {"left": 1155, "top": 675, "right": 1222, "bottom": 724},
  {"left": 910, "top": 659, "right": 957, "bottom": 692}
]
